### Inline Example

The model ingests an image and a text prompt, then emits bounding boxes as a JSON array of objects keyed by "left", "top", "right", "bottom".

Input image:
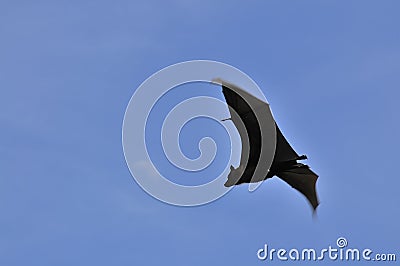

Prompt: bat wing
[
  {"left": 276, "top": 165, "right": 319, "bottom": 211},
  {"left": 221, "top": 85, "right": 262, "bottom": 185},
  {"left": 218, "top": 80, "right": 276, "bottom": 185},
  {"left": 222, "top": 85, "right": 264, "bottom": 145},
  {"left": 274, "top": 124, "right": 300, "bottom": 162}
]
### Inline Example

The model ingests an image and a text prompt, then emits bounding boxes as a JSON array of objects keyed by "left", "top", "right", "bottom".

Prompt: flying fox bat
[{"left": 215, "top": 79, "right": 319, "bottom": 211}]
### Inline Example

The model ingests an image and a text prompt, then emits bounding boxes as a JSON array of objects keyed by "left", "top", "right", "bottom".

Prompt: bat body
[{"left": 218, "top": 80, "right": 319, "bottom": 211}]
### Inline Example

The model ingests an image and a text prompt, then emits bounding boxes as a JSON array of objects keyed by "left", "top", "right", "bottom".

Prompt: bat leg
[
  {"left": 297, "top": 155, "right": 307, "bottom": 160},
  {"left": 221, "top": 118, "right": 232, "bottom": 122}
]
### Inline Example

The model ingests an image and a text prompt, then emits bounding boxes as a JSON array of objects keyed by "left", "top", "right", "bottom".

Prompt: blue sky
[{"left": 1, "top": 1, "right": 399, "bottom": 265}]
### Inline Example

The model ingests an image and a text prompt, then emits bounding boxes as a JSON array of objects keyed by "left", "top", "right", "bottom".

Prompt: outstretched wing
[{"left": 276, "top": 165, "right": 319, "bottom": 211}]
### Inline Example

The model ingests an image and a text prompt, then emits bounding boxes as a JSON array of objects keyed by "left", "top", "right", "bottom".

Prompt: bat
[{"left": 215, "top": 79, "right": 319, "bottom": 211}]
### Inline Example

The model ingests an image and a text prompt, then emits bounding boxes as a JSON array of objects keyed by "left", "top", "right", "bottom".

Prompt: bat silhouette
[{"left": 215, "top": 79, "right": 319, "bottom": 211}]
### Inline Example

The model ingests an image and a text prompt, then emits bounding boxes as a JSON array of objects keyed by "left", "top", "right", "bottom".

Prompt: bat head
[{"left": 224, "top": 165, "right": 243, "bottom": 187}]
